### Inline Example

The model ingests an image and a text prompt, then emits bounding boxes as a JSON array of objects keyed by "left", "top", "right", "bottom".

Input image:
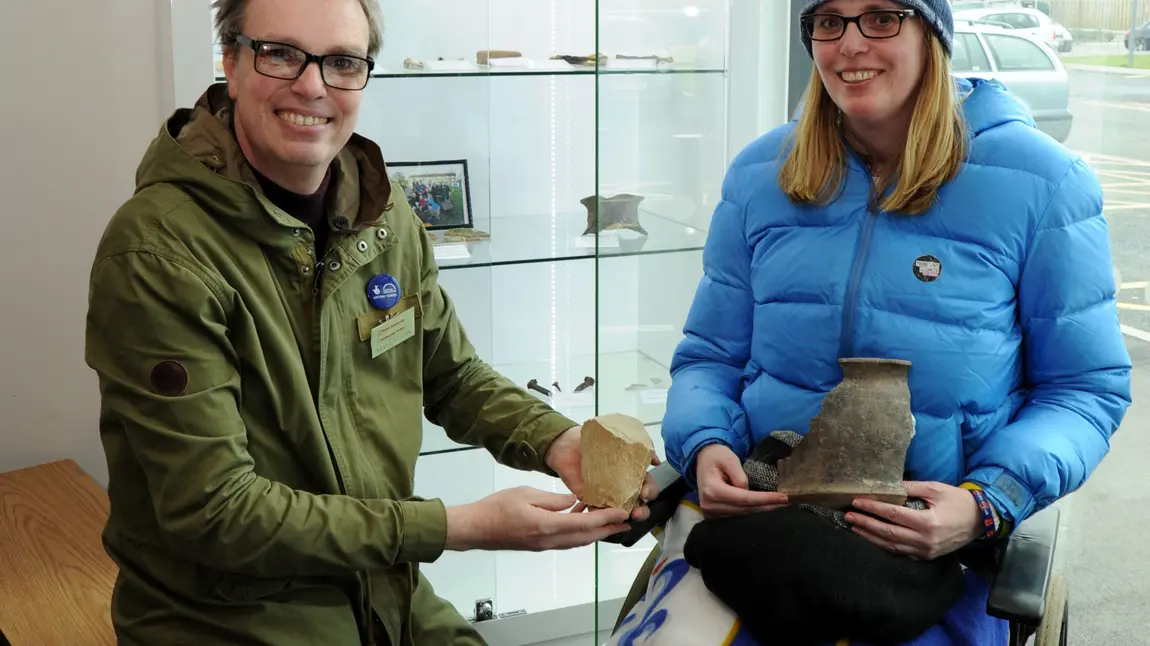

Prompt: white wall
[{"left": 0, "top": 0, "right": 172, "bottom": 482}]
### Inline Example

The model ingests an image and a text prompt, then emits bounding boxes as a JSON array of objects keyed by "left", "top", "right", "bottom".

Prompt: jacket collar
[{"left": 140, "top": 83, "right": 393, "bottom": 238}]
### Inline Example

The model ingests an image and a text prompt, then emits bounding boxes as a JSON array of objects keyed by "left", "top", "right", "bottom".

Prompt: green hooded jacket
[{"left": 84, "top": 84, "right": 578, "bottom": 646}]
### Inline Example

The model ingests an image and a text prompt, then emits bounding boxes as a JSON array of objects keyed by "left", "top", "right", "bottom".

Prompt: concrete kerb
[{"left": 1064, "top": 62, "right": 1150, "bottom": 75}]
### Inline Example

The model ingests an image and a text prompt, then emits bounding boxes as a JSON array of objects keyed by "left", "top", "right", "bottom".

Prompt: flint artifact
[{"left": 580, "top": 413, "right": 653, "bottom": 512}]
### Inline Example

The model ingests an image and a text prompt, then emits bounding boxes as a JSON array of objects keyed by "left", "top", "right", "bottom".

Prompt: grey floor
[{"left": 1048, "top": 359, "right": 1150, "bottom": 644}]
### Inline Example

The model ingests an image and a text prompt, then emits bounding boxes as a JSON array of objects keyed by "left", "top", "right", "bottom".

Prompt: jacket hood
[
  {"left": 133, "top": 83, "right": 394, "bottom": 244},
  {"left": 954, "top": 76, "right": 1037, "bottom": 137}
]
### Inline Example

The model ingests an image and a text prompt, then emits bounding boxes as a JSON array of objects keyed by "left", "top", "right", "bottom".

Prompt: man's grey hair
[{"left": 212, "top": 0, "right": 384, "bottom": 59}]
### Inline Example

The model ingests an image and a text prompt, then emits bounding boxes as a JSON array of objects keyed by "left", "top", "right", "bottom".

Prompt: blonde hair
[{"left": 778, "top": 31, "right": 967, "bottom": 216}]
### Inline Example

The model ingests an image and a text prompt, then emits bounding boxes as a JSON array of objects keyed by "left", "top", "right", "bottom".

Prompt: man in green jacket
[{"left": 84, "top": 0, "right": 656, "bottom": 644}]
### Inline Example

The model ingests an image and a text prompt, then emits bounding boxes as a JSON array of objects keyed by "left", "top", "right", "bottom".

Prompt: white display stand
[{"left": 168, "top": 1, "right": 795, "bottom": 643}]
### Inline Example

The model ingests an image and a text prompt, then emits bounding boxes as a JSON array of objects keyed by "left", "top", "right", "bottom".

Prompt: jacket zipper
[
  {"left": 839, "top": 183, "right": 881, "bottom": 358},
  {"left": 313, "top": 257, "right": 325, "bottom": 294},
  {"left": 303, "top": 239, "right": 348, "bottom": 496}
]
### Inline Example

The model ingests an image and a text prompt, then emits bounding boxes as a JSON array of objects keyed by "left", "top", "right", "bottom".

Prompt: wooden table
[{"left": 0, "top": 460, "right": 118, "bottom": 645}]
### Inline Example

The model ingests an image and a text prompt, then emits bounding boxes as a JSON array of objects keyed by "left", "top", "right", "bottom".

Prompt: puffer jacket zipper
[{"left": 839, "top": 173, "right": 882, "bottom": 358}]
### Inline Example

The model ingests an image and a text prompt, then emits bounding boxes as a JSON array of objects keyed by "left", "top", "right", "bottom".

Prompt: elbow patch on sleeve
[{"left": 149, "top": 360, "right": 190, "bottom": 397}]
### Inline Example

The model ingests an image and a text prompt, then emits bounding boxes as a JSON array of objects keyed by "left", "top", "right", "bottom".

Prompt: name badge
[{"left": 371, "top": 307, "right": 415, "bottom": 358}]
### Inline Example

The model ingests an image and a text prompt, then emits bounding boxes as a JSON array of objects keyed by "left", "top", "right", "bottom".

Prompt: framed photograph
[{"left": 387, "top": 159, "right": 473, "bottom": 231}]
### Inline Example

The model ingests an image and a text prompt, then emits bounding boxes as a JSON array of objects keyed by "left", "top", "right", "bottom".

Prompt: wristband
[{"left": 960, "top": 483, "right": 998, "bottom": 540}]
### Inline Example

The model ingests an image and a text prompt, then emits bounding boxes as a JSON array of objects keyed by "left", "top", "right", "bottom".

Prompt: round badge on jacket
[
  {"left": 913, "top": 255, "right": 942, "bottom": 282},
  {"left": 367, "top": 274, "right": 401, "bottom": 309}
]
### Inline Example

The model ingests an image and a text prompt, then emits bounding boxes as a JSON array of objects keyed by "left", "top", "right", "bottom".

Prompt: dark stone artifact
[
  {"left": 775, "top": 357, "right": 914, "bottom": 510},
  {"left": 581, "top": 194, "right": 648, "bottom": 236},
  {"left": 550, "top": 53, "right": 607, "bottom": 66},
  {"left": 526, "top": 379, "right": 551, "bottom": 397},
  {"left": 573, "top": 376, "right": 595, "bottom": 393}
]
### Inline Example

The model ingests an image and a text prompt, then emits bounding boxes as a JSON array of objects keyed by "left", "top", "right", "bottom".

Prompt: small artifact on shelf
[
  {"left": 526, "top": 378, "right": 552, "bottom": 397},
  {"left": 550, "top": 53, "right": 607, "bottom": 66},
  {"left": 625, "top": 383, "right": 647, "bottom": 391},
  {"left": 552, "top": 381, "right": 562, "bottom": 393},
  {"left": 775, "top": 358, "right": 915, "bottom": 510},
  {"left": 580, "top": 413, "right": 654, "bottom": 512},
  {"left": 616, "top": 54, "right": 674, "bottom": 63},
  {"left": 581, "top": 194, "right": 649, "bottom": 236},
  {"left": 477, "top": 49, "right": 522, "bottom": 64},
  {"left": 403, "top": 56, "right": 471, "bottom": 70},
  {"left": 573, "top": 376, "right": 595, "bottom": 393},
  {"left": 441, "top": 227, "right": 489, "bottom": 243}
]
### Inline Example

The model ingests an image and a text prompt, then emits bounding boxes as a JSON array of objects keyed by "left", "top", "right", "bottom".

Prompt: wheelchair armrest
[
  {"left": 602, "top": 462, "right": 690, "bottom": 547},
  {"left": 986, "top": 505, "right": 1060, "bottom": 626}
]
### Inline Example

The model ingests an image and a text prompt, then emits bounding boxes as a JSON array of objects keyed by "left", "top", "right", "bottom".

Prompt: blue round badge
[{"left": 367, "top": 274, "right": 401, "bottom": 310}]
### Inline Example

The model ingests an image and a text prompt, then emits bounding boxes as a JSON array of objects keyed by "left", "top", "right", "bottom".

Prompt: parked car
[
  {"left": 1125, "top": 20, "right": 1150, "bottom": 51},
  {"left": 951, "top": 22, "right": 1073, "bottom": 142},
  {"left": 955, "top": 6, "right": 1073, "bottom": 52},
  {"left": 951, "top": 0, "right": 1033, "bottom": 9}
]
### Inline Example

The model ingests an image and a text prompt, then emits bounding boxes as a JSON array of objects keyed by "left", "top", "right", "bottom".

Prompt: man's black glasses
[{"left": 234, "top": 35, "right": 375, "bottom": 90}]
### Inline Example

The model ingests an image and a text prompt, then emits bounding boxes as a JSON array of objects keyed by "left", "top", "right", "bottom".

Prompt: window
[
  {"left": 1012, "top": 13, "right": 1042, "bottom": 29},
  {"left": 953, "top": 32, "right": 992, "bottom": 72},
  {"left": 977, "top": 12, "right": 1015, "bottom": 29},
  {"left": 984, "top": 33, "right": 1055, "bottom": 71}
]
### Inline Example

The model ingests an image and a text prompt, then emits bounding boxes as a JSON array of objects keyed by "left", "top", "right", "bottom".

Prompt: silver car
[{"left": 951, "top": 21, "right": 1072, "bottom": 142}]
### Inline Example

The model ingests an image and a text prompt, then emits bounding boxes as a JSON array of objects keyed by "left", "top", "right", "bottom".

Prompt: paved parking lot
[{"left": 1049, "top": 68, "right": 1150, "bottom": 644}]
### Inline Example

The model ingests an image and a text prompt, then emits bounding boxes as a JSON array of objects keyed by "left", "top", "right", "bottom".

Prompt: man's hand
[
  {"left": 844, "top": 481, "right": 983, "bottom": 560},
  {"left": 444, "top": 487, "right": 632, "bottom": 552},
  {"left": 543, "top": 425, "right": 661, "bottom": 521},
  {"left": 695, "top": 443, "right": 788, "bottom": 519}
]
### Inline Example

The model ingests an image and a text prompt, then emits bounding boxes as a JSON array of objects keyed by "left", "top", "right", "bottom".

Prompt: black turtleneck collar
[{"left": 252, "top": 166, "right": 334, "bottom": 254}]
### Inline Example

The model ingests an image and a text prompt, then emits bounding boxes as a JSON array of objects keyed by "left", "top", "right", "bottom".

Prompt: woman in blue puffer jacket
[{"left": 662, "top": 0, "right": 1132, "bottom": 638}]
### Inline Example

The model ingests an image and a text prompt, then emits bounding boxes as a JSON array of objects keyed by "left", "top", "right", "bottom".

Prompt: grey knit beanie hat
[{"left": 799, "top": 0, "right": 954, "bottom": 57}]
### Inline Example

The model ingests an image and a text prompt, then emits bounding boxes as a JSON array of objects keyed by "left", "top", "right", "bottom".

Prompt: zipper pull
[{"left": 312, "top": 261, "right": 324, "bottom": 295}]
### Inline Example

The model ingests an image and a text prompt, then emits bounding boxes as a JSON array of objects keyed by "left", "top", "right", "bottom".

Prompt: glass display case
[{"left": 190, "top": 1, "right": 792, "bottom": 643}]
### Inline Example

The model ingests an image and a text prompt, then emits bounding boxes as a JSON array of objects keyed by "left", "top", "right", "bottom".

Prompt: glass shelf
[
  {"left": 430, "top": 210, "right": 706, "bottom": 270},
  {"left": 419, "top": 349, "right": 672, "bottom": 456},
  {"left": 212, "top": 65, "right": 726, "bottom": 83}
]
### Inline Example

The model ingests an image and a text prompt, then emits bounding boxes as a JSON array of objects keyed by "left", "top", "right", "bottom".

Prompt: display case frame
[{"left": 167, "top": 1, "right": 795, "bottom": 643}]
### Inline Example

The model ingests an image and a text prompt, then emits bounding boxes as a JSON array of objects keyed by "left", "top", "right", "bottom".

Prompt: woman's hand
[
  {"left": 844, "top": 481, "right": 984, "bottom": 560},
  {"left": 695, "top": 443, "right": 789, "bottom": 519}
]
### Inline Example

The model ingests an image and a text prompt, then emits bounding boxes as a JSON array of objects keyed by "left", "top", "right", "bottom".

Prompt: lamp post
[{"left": 1130, "top": 0, "right": 1140, "bottom": 68}]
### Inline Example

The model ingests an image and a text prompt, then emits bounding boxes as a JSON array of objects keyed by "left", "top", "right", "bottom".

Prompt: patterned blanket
[{"left": 606, "top": 491, "right": 1009, "bottom": 646}]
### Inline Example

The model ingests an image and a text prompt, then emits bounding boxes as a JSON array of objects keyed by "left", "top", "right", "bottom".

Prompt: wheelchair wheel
[{"left": 1035, "top": 573, "right": 1069, "bottom": 646}]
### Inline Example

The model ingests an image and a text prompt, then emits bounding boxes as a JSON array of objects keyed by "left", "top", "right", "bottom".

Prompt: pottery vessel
[
  {"left": 776, "top": 357, "right": 915, "bottom": 510},
  {"left": 581, "top": 194, "right": 649, "bottom": 236}
]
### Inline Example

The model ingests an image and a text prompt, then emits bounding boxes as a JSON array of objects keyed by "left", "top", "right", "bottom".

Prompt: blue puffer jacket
[{"left": 664, "top": 77, "right": 1132, "bottom": 530}]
